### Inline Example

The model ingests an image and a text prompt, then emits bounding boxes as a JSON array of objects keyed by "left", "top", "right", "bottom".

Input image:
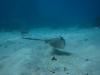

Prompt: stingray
[{"left": 23, "top": 36, "right": 66, "bottom": 49}]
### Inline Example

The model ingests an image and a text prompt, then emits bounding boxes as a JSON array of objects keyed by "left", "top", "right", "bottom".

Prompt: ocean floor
[{"left": 0, "top": 27, "right": 100, "bottom": 75}]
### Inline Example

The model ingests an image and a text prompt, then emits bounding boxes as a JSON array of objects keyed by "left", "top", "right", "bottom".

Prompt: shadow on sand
[{"left": 51, "top": 48, "right": 72, "bottom": 56}]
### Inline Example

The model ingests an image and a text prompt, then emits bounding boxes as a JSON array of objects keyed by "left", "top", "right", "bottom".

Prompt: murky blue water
[{"left": 0, "top": 0, "right": 100, "bottom": 31}]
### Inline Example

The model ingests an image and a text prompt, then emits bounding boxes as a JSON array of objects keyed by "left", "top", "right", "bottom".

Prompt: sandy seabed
[{"left": 0, "top": 27, "right": 100, "bottom": 75}]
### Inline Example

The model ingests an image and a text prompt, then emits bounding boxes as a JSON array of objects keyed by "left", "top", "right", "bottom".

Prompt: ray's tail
[{"left": 23, "top": 37, "right": 44, "bottom": 41}]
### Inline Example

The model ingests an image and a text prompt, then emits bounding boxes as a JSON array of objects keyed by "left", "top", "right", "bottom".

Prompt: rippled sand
[{"left": 0, "top": 27, "right": 100, "bottom": 75}]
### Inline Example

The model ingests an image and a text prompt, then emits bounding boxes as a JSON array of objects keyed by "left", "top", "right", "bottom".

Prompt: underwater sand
[{"left": 0, "top": 27, "right": 100, "bottom": 75}]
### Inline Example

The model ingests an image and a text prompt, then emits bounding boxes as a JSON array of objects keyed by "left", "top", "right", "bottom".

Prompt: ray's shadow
[{"left": 51, "top": 48, "right": 72, "bottom": 56}]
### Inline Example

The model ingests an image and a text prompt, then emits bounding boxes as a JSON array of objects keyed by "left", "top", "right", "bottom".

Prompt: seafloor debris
[
  {"left": 51, "top": 56, "right": 57, "bottom": 61},
  {"left": 83, "top": 38, "right": 89, "bottom": 42},
  {"left": 64, "top": 67, "right": 68, "bottom": 72},
  {"left": 85, "top": 73, "right": 89, "bottom": 75},
  {"left": 85, "top": 58, "right": 89, "bottom": 62},
  {"left": 49, "top": 70, "right": 55, "bottom": 74}
]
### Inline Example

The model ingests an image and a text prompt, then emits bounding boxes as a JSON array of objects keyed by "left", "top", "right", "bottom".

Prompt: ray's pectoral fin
[{"left": 45, "top": 36, "right": 66, "bottom": 49}]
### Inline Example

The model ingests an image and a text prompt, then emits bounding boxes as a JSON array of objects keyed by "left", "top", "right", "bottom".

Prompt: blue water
[{"left": 0, "top": 0, "right": 100, "bottom": 30}]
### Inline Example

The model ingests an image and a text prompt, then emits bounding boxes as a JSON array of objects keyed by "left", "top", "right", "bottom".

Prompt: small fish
[{"left": 23, "top": 36, "right": 65, "bottom": 49}]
